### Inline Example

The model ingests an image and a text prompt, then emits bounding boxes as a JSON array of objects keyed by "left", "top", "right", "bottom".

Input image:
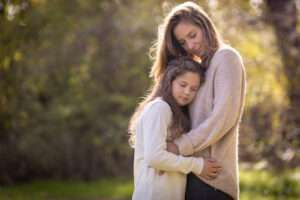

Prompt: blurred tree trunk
[{"left": 265, "top": 0, "right": 300, "bottom": 166}]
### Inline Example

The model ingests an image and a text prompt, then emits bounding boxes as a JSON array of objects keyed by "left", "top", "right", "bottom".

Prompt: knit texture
[{"left": 174, "top": 45, "right": 246, "bottom": 200}]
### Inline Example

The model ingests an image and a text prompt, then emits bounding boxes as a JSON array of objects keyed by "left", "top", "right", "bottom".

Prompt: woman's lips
[{"left": 193, "top": 47, "right": 202, "bottom": 56}]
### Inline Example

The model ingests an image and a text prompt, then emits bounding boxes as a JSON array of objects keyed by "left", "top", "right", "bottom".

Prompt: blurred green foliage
[
  {"left": 0, "top": 0, "right": 299, "bottom": 183},
  {"left": 1, "top": 0, "right": 156, "bottom": 182}
]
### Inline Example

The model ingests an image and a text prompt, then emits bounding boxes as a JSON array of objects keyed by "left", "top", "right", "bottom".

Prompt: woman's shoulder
[
  {"left": 210, "top": 44, "right": 243, "bottom": 68},
  {"left": 213, "top": 44, "right": 242, "bottom": 62}
]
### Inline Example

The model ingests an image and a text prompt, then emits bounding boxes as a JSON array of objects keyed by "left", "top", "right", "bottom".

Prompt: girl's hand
[
  {"left": 158, "top": 170, "right": 164, "bottom": 176},
  {"left": 200, "top": 158, "right": 222, "bottom": 180}
]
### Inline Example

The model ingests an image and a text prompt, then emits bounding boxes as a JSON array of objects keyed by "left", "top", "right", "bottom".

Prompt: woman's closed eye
[
  {"left": 190, "top": 33, "right": 196, "bottom": 38},
  {"left": 178, "top": 34, "right": 196, "bottom": 46}
]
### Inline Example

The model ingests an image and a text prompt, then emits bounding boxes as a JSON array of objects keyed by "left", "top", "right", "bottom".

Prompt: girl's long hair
[
  {"left": 129, "top": 57, "right": 205, "bottom": 147},
  {"left": 149, "top": 1, "right": 222, "bottom": 82}
]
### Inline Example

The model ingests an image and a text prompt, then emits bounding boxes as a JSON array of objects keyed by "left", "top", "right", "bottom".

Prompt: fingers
[
  {"left": 212, "top": 163, "right": 222, "bottom": 169},
  {"left": 166, "top": 142, "right": 180, "bottom": 155},
  {"left": 205, "top": 172, "right": 217, "bottom": 180},
  {"left": 158, "top": 170, "right": 165, "bottom": 176},
  {"left": 205, "top": 172, "right": 218, "bottom": 180},
  {"left": 206, "top": 158, "right": 217, "bottom": 162},
  {"left": 213, "top": 167, "right": 222, "bottom": 174},
  {"left": 202, "top": 157, "right": 223, "bottom": 180},
  {"left": 204, "top": 158, "right": 221, "bottom": 166},
  {"left": 201, "top": 169, "right": 219, "bottom": 180},
  {"left": 209, "top": 159, "right": 221, "bottom": 165},
  {"left": 210, "top": 171, "right": 218, "bottom": 178},
  {"left": 209, "top": 166, "right": 222, "bottom": 176},
  {"left": 206, "top": 158, "right": 222, "bottom": 169},
  {"left": 202, "top": 168, "right": 222, "bottom": 180}
]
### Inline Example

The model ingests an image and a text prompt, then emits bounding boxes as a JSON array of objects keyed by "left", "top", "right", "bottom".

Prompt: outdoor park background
[{"left": 0, "top": 0, "right": 299, "bottom": 199}]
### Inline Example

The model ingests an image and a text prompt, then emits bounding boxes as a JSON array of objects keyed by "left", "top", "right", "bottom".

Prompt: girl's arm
[
  {"left": 174, "top": 49, "right": 246, "bottom": 156},
  {"left": 143, "top": 101, "right": 204, "bottom": 175}
]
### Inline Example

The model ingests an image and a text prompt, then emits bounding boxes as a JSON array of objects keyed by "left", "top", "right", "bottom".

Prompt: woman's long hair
[
  {"left": 129, "top": 57, "right": 205, "bottom": 147},
  {"left": 149, "top": 1, "right": 222, "bottom": 82}
]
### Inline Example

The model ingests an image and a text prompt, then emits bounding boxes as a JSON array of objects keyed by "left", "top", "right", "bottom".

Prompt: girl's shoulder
[
  {"left": 146, "top": 97, "right": 171, "bottom": 112},
  {"left": 141, "top": 97, "right": 171, "bottom": 119}
]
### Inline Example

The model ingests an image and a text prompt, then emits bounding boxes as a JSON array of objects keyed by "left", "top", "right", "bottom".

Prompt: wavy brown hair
[
  {"left": 149, "top": 1, "right": 222, "bottom": 82},
  {"left": 129, "top": 57, "right": 205, "bottom": 147}
]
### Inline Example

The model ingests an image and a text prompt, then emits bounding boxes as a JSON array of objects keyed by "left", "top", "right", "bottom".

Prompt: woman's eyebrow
[
  {"left": 178, "top": 29, "right": 196, "bottom": 42},
  {"left": 187, "top": 29, "right": 195, "bottom": 37}
]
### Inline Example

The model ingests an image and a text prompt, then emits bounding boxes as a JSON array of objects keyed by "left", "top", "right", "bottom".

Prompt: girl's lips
[{"left": 180, "top": 96, "right": 189, "bottom": 102}]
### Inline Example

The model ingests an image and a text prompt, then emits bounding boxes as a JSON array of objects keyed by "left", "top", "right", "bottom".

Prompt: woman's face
[
  {"left": 173, "top": 21, "right": 204, "bottom": 58},
  {"left": 171, "top": 71, "right": 200, "bottom": 106}
]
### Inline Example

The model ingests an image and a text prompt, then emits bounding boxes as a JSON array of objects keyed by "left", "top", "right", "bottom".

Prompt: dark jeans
[{"left": 185, "top": 173, "right": 233, "bottom": 200}]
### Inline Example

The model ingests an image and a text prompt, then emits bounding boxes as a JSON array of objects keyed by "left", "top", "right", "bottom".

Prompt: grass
[
  {"left": 239, "top": 168, "right": 300, "bottom": 200},
  {"left": 0, "top": 176, "right": 133, "bottom": 200},
  {"left": 0, "top": 168, "right": 299, "bottom": 200}
]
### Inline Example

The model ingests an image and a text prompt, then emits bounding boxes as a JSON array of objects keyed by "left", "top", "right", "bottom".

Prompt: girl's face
[
  {"left": 173, "top": 21, "right": 205, "bottom": 58},
  {"left": 171, "top": 71, "right": 200, "bottom": 106}
]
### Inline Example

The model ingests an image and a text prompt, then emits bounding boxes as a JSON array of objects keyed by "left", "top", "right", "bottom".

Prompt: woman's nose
[{"left": 187, "top": 40, "right": 195, "bottom": 52}]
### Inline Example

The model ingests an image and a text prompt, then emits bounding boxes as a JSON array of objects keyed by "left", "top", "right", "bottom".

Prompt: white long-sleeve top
[{"left": 132, "top": 97, "right": 204, "bottom": 200}]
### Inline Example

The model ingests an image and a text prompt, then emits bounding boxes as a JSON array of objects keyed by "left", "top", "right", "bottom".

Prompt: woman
[{"left": 150, "top": 2, "right": 246, "bottom": 200}]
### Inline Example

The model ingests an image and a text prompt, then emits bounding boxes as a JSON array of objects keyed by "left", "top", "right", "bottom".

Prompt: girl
[
  {"left": 129, "top": 57, "right": 221, "bottom": 200},
  {"left": 150, "top": 2, "right": 246, "bottom": 200}
]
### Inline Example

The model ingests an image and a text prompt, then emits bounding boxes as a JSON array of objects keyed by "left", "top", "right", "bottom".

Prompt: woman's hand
[
  {"left": 200, "top": 158, "right": 222, "bottom": 180},
  {"left": 166, "top": 141, "right": 180, "bottom": 155}
]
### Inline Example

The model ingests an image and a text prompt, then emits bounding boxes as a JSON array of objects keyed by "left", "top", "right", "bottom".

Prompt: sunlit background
[{"left": 0, "top": 0, "right": 299, "bottom": 199}]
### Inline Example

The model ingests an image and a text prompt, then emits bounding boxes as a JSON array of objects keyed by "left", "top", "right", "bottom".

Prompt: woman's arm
[{"left": 173, "top": 50, "right": 246, "bottom": 156}]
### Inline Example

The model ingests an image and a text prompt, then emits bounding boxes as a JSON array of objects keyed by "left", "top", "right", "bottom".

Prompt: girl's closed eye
[
  {"left": 191, "top": 87, "right": 199, "bottom": 92},
  {"left": 180, "top": 83, "right": 186, "bottom": 87}
]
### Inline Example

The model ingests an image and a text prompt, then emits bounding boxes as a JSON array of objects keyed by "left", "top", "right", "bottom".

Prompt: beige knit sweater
[{"left": 174, "top": 45, "right": 246, "bottom": 200}]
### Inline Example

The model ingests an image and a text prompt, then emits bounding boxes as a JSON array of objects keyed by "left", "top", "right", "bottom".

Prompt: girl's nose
[{"left": 184, "top": 87, "right": 190, "bottom": 95}]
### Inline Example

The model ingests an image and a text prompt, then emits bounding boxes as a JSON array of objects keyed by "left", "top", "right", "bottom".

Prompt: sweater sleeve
[
  {"left": 174, "top": 49, "right": 245, "bottom": 156},
  {"left": 142, "top": 100, "right": 204, "bottom": 175}
]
